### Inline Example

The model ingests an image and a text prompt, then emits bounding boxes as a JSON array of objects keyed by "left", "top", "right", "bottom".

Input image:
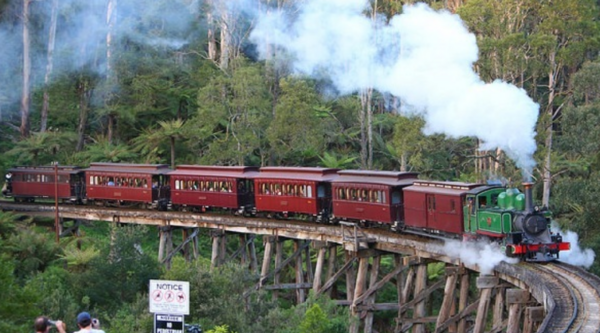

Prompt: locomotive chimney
[{"left": 523, "top": 182, "right": 534, "bottom": 213}]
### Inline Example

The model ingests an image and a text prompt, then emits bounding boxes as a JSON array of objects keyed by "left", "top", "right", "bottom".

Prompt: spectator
[
  {"left": 34, "top": 316, "right": 66, "bottom": 333},
  {"left": 73, "top": 312, "right": 105, "bottom": 333},
  {"left": 91, "top": 318, "right": 102, "bottom": 330}
]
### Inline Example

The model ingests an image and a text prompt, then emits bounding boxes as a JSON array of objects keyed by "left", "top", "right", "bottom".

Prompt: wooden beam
[
  {"left": 435, "top": 267, "right": 458, "bottom": 330},
  {"left": 264, "top": 283, "right": 313, "bottom": 290},
  {"left": 363, "top": 255, "right": 380, "bottom": 333},
  {"left": 260, "top": 236, "right": 274, "bottom": 287},
  {"left": 352, "top": 261, "right": 408, "bottom": 306},
  {"left": 161, "top": 228, "right": 199, "bottom": 264},
  {"left": 317, "top": 256, "right": 358, "bottom": 296},
  {"left": 295, "top": 240, "right": 306, "bottom": 304},
  {"left": 413, "top": 264, "right": 427, "bottom": 333},
  {"left": 313, "top": 246, "right": 327, "bottom": 292}
]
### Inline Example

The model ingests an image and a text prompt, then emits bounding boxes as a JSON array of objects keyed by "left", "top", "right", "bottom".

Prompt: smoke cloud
[
  {"left": 249, "top": 0, "right": 539, "bottom": 174},
  {"left": 440, "top": 239, "right": 518, "bottom": 275},
  {"left": 551, "top": 224, "right": 596, "bottom": 269}
]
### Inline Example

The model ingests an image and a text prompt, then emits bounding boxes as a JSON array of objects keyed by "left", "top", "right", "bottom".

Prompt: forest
[{"left": 0, "top": 0, "right": 599, "bottom": 332}]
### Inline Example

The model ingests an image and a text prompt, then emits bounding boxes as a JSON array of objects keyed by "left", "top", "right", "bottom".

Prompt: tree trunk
[
  {"left": 170, "top": 136, "right": 175, "bottom": 169},
  {"left": 106, "top": 0, "right": 117, "bottom": 144},
  {"left": 41, "top": 0, "right": 59, "bottom": 133},
  {"left": 542, "top": 51, "right": 558, "bottom": 207},
  {"left": 76, "top": 78, "right": 90, "bottom": 152},
  {"left": 106, "top": 0, "right": 116, "bottom": 75},
  {"left": 20, "top": 0, "right": 32, "bottom": 138},
  {"left": 206, "top": 0, "right": 217, "bottom": 61},
  {"left": 359, "top": 92, "right": 368, "bottom": 169},
  {"left": 220, "top": 9, "right": 230, "bottom": 70},
  {"left": 367, "top": 89, "right": 373, "bottom": 169}
]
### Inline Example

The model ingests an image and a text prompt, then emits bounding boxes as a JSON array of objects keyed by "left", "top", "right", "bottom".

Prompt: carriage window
[
  {"left": 392, "top": 192, "right": 401, "bottom": 204},
  {"left": 450, "top": 199, "right": 456, "bottom": 212},
  {"left": 317, "top": 185, "right": 325, "bottom": 198},
  {"left": 306, "top": 185, "right": 312, "bottom": 198}
]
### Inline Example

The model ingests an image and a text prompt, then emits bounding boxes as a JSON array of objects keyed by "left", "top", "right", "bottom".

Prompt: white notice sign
[{"left": 149, "top": 279, "right": 190, "bottom": 315}]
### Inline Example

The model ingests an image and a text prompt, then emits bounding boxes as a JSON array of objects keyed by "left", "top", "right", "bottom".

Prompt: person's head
[
  {"left": 77, "top": 312, "right": 92, "bottom": 328},
  {"left": 34, "top": 316, "right": 51, "bottom": 333}
]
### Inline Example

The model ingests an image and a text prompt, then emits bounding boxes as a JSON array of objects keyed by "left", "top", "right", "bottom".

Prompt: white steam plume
[
  {"left": 551, "top": 224, "right": 595, "bottom": 269},
  {"left": 440, "top": 239, "right": 518, "bottom": 275},
  {"left": 249, "top": 0, "right": 539, "bottom": 174}
]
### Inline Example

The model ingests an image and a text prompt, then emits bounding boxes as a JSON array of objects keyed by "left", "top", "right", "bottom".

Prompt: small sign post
[
  {"left": 154, "top": 313, "right": 184, "bottom": 333},
  {"left": 150, "top": 279, "right": 190, "bottom": 333},
  {"left": 149, "top": 279, "right": 190, "bottom": 315}
]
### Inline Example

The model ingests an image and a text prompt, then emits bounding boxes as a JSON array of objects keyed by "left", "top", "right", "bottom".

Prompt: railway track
[{"left": 531, "top": 262, "right": 600, "bottom": 333}]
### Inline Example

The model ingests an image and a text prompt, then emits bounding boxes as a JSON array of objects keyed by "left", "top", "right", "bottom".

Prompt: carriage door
[
  {"left": 316, "top": 182, "right": 332, "bottom": 214},
  {"left": 237, "top": 179, "right": 254, "bottom": 207},
  {"left": 71, "top": 172, "right": 85, "bottom": 202},
  {"left": 391, "top": 189, "right": 402, "bottom": 223},
  {"left": 426, "top": 194, "right": 436, "bottom": 229}
]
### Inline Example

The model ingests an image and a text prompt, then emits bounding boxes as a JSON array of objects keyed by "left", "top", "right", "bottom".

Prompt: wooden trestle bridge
[{"left": 2, "top": 202, "right": 600, "bottom": 333}]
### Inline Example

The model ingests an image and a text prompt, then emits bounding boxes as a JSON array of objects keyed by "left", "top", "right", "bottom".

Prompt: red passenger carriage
[
  {"left": 85, "top": 163, "right": 171, "bottom": 209},
  {"left": 331, "top": 170, "right": 418, "bottom": 228},
  {"left": 4, "top": 165, "right": 85, "bottom": 202},
  {"left": 254, "top": 167, "right": 339, "bottom": 221},
  {"left": 403, "top": 180, "right": 482, "bottom": 236},
  {"left": 169, "top": 165, "right": 259, "bottom": 214}
]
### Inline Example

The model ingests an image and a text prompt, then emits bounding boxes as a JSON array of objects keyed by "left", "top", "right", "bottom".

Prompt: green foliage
[
  {"left": 206, "top": 325, "right": 237, "bottom": 333},
  {"left": 249, "top": 292, "right": 351, "bottom": 333},
  {"left": 67, "top": 224, "right": 161, "bottom": 315},
  {"left": 267, "top": 77, "right": 327, "bottom": 165},
  {"left": 194, "top": 58, "right": 271, "bottom": 166},
  {"left": 4, "top": 226, "right": 62, "bottom": 279},
  {"left": 298, "top": 303, "right": 328, "bottom": 333},
  {"left": 163, "top": 257, "right": 274, "bottom": 333},
  {"left": 318, "top": 151, "right": 357, "bottom": 169},
  {"left": 107, "top": 293, "right": 154, "bottom": 333},
  {"left": 71, "top": 135, "right": 138, "bottom": 164},
  {"left": 0, "top": 256, "right": 40, "bottom": 332},
  {"left": 6, "top": 130, "right": 77, "bottom": 165}
]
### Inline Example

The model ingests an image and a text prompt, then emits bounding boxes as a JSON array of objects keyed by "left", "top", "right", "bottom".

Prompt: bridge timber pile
[{"left": 2, "top": 202, "right": 600, "bottom": 333}]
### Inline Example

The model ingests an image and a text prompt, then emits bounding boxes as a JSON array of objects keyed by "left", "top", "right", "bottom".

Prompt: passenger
[
  {"left": 73, "top": 312, "right": 105, "bottom": 333},
  {"left": 34, "top": 316, "right": 67, "bottom": 333},
  {"left": 107, "top": 178, "right": 115, "bottom": 186}
]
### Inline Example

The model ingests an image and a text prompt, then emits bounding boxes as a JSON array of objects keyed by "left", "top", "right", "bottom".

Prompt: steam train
[{"left": 1, "top": 163, "right": 570, "bottom": 262}]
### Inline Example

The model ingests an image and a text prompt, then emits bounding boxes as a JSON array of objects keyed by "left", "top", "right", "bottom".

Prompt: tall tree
[
  {"left": 40, "top": 0, "right": 59, "bottom": 133},
  {"left": 105, "top": 0, "right": 118, "bottom": 143},
  {"left": 528, "top": 0, "right": 600, "bottom": 206},
  {"left": 19, "top": 0, "right": 32, "bottom": 138}
]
